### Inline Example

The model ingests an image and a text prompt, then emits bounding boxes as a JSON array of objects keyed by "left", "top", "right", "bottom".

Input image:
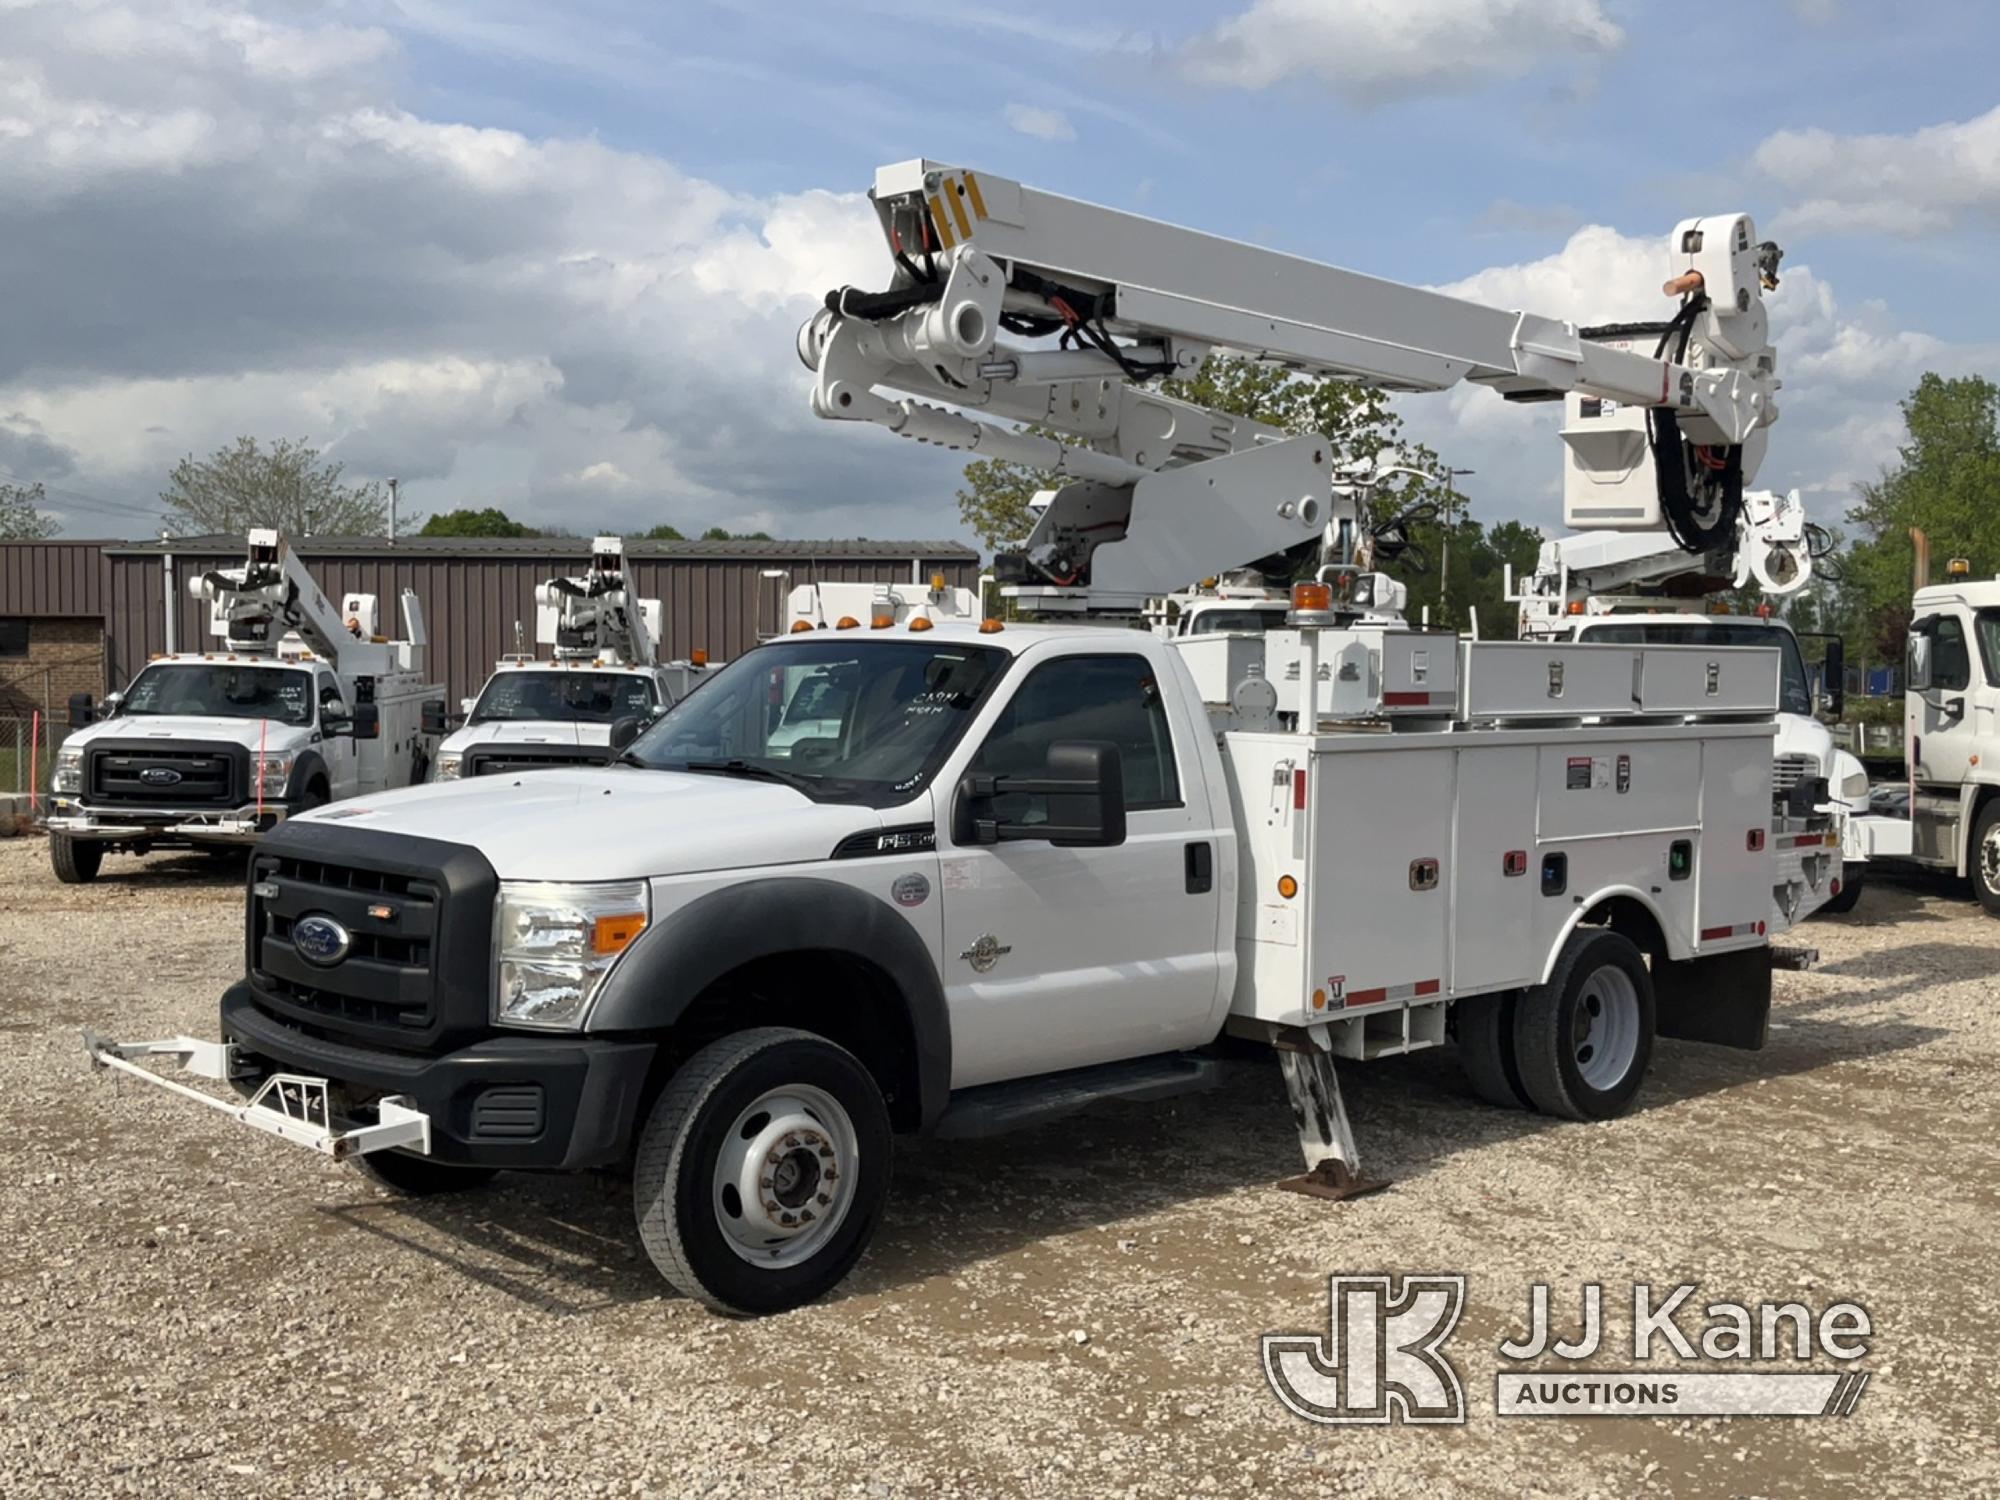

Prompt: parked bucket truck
[{"left": 87, "top": 163, "right": 1816, "bottom": 1317}]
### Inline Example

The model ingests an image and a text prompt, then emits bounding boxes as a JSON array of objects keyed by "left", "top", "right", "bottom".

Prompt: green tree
[
  {"left": 0, "top": 480, "right": 60, "bottom": 540},
  {"left": 699, "top": 526, "right": 775, "bottom": 541},
  {"left": 1842, "top": 373, "right": 2000, "bottom": 661},
  {"left": 638, "top": 523, "right": 686, "bottom": 541},
  {"left": 161, "top": 437, "right": 389, "bottom": 537},
  {"left": 420, "top": 507, "right": 538, "bottom": 538}
]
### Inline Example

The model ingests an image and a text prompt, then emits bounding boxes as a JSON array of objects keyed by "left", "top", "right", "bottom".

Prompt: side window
[
  {"left": 1918, "top": 615, "right": 1972, "bottom": 692},
  {"left": 970, "top": 654, "right": 1180, "bottom": 814}
]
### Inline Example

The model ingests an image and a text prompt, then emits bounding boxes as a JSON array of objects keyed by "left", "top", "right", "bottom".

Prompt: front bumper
[
  {"left": 44, "top": 797, "right": 299, "bottom": 844},
  {"left": 220, "top": 986, "right": 655, "bottom": 1169}
]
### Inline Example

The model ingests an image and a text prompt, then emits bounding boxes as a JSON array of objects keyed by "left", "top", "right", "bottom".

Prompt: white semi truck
[
  {"left": 1852, "top": 560, "right": 2000, "bottom": 912},
  {"left": 46, "top": 530, "right": 438, "bottom": 883},
  {"left": 87, "top": 163, "right": 1815, "bottom": 1315},
  {"left": 428, "top": 537, "right": 706, "bottom": 780}
]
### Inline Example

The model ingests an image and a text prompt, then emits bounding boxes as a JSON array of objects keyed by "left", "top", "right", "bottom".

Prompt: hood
[
  {"left": 1773, "top": 712, "right": 1834, "bottom": 769},
  {"left": 290, "top": 767, "right": 883, "bottom": 881},
  {"left": 65, "top": 715, "right": 314, "bottom": 753},
  {"left": 442, "top": 719, "right": 600, "bottom": 753}
]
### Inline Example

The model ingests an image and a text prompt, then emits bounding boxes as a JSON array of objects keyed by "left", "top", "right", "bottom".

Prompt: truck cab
[
  {"left": 431, "top": 660, "right": 700, "bottom": 780},
  {"left": 1862, "top": 571, "right": 2000, "bottom": 910}
]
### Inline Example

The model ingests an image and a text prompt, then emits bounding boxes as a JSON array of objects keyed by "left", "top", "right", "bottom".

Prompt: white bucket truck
[
  {"left": 428, "top": 537, "right": 707, "bottom": 780},
  {"left": 47, "top": 530, "right": 438, "bottom": 882},
  {"left": 87, "top": 164, "right": 1817, "bottom": 1316}
]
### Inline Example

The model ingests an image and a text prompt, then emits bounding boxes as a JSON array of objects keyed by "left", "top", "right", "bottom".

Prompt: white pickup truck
[{"left": 89, "top": 606, "right": 1815, "bottom": 1314}]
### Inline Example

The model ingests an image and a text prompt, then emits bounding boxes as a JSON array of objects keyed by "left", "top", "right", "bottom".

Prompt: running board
[{"left": 933, "top": 1054, "right": 1223, "bottom": 1140}]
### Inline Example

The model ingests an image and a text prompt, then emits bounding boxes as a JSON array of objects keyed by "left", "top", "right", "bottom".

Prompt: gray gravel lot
[{"left": 1, "top": 834, "right": 1996, "bottom": 1497}]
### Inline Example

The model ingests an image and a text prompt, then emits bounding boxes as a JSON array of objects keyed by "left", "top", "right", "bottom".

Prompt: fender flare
[
  {"left": 588, "top": 877, "right": 952, "bottom": 1129},
  {"left": 1540, "top": 884, "right": 1682, "bottom": 982},
  {"left": 288, "top": 749, "right": 331, "bottom": 800}
]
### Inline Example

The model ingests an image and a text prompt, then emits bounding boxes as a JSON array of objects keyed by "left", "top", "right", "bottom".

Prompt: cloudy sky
[{"left": 4, "top": 0, "right": 1998, "bottom": 545}]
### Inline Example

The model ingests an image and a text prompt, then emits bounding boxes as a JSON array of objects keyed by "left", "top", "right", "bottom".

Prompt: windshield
[
  {"left": 1185, "top": 607, "right": 1284, "bottom": 635},
  {"left": 625, "top": 639, "right": 1007, "bottom": 806},
  {"left": 1579, "top": 620, "right": 1812, "bottom": 715},
  {"left": 119, "top": 663, "right": 314, "bottom": 726},
  {"left": 471, "top": 671, "right": 658, "bottom": 724}
]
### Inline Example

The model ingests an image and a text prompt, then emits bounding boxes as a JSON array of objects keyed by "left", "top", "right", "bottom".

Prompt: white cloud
[
  {"left": 0, "top": 0, "right": 957, "bottom": 541},
  {"left": 1004, "top": 102, "right": 1076, "bottom": 142},
  {"left": 1755, "top": 104, "right": 2000, "bottom": 238},
  {"left": 1390, "top": 224, "right": 1994, "bottom": 532},
  {"left": 1176, "top": 0, "right": 1623, "bottom": 103}
]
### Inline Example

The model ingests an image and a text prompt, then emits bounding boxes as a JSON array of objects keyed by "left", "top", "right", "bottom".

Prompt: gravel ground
[{"left": 1, "top": 834, "right": 1997, "bottom": 1498}]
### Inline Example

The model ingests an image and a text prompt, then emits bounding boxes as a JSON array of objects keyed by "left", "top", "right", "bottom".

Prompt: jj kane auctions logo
[{"left": 1264, "top": 1276, "right": 1873, "bottom": 1424}]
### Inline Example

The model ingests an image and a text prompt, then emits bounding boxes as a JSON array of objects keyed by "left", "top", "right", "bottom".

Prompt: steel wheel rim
[
  {"left": 1572, "top": 964, "right": 1640, "bottom": 1091},
  {"left": 1981, "top": 824, "right": 2000, "bottom": 893},
  {"left": 712, "top": 1083, "right": 859, "bottom": 1269}
]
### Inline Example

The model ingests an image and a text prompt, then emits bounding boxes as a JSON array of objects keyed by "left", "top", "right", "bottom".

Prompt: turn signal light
[
  {"left": 591, "top": 911, "right": 648, "bottom": 954},
  {"left": 1277, "top": 874, "right": 1299, "bottom": 899},
  {"left": 1290, "top": 582, "right": 1333, "bottom": 614},
  {"left": 908, "top": 616, "right": 935, "bottom": 632}
]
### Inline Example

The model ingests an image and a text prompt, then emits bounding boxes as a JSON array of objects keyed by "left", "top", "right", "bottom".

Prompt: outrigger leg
[{"left": 1271, "top": 1025, "right": 1389, "bottom": 1202}]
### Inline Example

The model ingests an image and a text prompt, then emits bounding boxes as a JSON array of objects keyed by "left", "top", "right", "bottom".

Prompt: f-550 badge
[{"left": 959, "top": 933, "right": 1011, "bottom": 972}]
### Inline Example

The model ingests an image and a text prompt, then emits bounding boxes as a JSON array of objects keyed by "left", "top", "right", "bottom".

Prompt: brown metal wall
[
  {"left": 0, "top": 541, "right": 110, "bottom": 617},
  {"left": 101, "top": 548, "right": 980, "bottom": 704}
]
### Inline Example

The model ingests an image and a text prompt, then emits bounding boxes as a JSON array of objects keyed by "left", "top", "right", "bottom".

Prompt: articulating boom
[
  {"left": 801, "top": 160, "right": 1782, "bottom": 612},
  {"left": 534, "top": 536, "right": 659, "bottom": 667},
  {"left": 191, "top": 529, "right": 426, "bottom": 676}
]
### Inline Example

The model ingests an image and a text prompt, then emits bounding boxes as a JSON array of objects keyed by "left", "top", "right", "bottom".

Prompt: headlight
[
  {"left": 53, "top": 746, "right": 82, "bottom": 793},
  {"left": 495, "top": 880, "right": 650, "bottom": 1030},
  {"left": 1841, "top": 770, "right": 1869, "bottom": 800},
  {"left": 254, "top": 752, "right": 295, "bottom": 796},
  {"left": 435, "top": 752, "right": 463, "bottom": 781}
]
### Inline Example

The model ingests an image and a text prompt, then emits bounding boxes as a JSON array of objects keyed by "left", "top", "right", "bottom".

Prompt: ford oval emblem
[
  {"left": 139, "top": 767, "right": 183, "bottom": 786},
  {"left": 292, "top": 913, "right": 352, "bottom": 967}
]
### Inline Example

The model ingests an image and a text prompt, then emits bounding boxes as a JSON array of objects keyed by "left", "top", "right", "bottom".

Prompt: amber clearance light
[{"left": 591, "top": 911, "right": 648, "bottom": 955}]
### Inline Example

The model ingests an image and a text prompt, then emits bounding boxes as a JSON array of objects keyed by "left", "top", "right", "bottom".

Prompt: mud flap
[{"left": 1653, "top": 947, "right": 1772, "bottom": 1051}]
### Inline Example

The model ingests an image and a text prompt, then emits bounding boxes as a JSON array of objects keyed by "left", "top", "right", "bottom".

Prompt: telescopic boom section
[
  {"left": 188, "top": 528, "right": 425, "bottom": 676},
  {"left": 800, "top": 159, "right": 1783, "bottom": 611},
  {"left": 533, "top": 536, "right": 658, "bottom": 667}
]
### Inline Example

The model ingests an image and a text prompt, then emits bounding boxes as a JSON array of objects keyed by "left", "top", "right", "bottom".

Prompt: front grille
[
  {"left": 466, "top": 744, "right": 610, "bottom": 777},
  {"left": 245, "top": 822, "right": 498, "bottom": 1053},
  {"left": 251, "top": 853, "right": 440, "bottom": 1037},
  {"left": 87, "top": 740, "right": 245, "bottom": 807},
  {"left": 1772, "top": 754, "right": 1816, "bottom": 793}
]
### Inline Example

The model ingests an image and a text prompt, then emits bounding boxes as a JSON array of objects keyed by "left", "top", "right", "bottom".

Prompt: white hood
[
  {"left": 440, "top": 719, "right": 604, "bottom": 754},
  {"left": 64, "top": 715, "right": 314, "bottom": 753},
  {"left": 289, "top": 768, "right": 880, "bottom": 881}
]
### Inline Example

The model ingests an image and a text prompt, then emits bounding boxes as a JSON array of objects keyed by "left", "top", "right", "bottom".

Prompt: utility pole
[{"left": 388, "top": 478, "right": 400, "bottom": 543}]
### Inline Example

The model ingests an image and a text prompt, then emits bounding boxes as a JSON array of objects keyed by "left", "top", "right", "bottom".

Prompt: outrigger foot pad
[{"left": 1275, "top": 1160, "right": 1390, "bottom": 1202}]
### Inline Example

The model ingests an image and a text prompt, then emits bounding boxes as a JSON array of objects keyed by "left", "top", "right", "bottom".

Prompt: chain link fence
[{"left": 0, "top": 715, "right": 73, "bottom": 803}]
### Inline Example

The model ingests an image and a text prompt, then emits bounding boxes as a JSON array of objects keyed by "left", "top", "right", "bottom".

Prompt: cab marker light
[{"left": 979, "top": 618, "right": 1004, "bottom": 634}]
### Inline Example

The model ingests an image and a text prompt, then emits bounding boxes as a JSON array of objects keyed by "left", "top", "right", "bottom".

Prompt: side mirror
[
  {"left": 460, "top": 697, "right": 478, "bottom": 717},
  {"left": 608, "top": 715, "right": 643, "bottom": 753},
  {"left": 1908, "top": 631, "right": 1933, "bottom": 692},
  {"left": 1817, "top": 635, "right": 1845, "bottom": 720},
  {"left": 67, "top": 692, "right": 96, "bottom": 729},
  {"left": 954, "top": 741, "right": 1126, "bottom": 849},
  {"left": 101, "top": 690, "right": 125, "bottom": 719},
  {"left": 327, "top": 703, "right": 379, "bottom": 739},
  {"left": 421, "top": 698, "right": 450, "bottom": 735},
  {"left": 322, "top": 696, "right": 352, "bottom": 723}
]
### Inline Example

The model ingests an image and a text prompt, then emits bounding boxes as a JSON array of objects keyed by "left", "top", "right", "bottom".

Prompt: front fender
[{"left": 588, "top": 877, "right": 951, "bottom": 1128}]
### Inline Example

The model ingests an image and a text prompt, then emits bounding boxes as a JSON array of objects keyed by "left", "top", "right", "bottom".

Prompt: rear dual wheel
[{"left": 1457, "top": 928, "right": 1655, "bottom": 1122}]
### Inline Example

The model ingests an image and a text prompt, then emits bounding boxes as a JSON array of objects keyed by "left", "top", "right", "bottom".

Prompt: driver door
[
  {"left": 936, "top": 647, "right": 1229, "bottom": 1088},
  {"left": 316, "top": 673, "right": 360, "bottom": 800},
  {"left": 1909, "top": 611, "right": 1977, "bottom": 789}
]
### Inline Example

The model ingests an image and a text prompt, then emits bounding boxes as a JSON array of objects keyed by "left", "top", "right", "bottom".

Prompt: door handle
[{"left": 1185, "top": 841, "right": 1213, "bottom": 895}]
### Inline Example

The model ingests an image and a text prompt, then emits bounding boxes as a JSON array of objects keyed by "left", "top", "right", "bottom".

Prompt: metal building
[{"left": 1, "top": 534, "right": 982, "bottom": 714}]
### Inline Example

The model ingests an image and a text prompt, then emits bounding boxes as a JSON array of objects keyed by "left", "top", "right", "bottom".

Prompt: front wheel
[
  {"left": 50, "top": 834, "right": 103, "bottom": 884},
  {"left": 1512, "top": 928, "right": 1655, "bottom": 1122},
  {"left": 1973, "top": 801, "right": 2000, "bottom": 916},
  {"left": 633, "top": 1027, "right": 891, "bottom": 1316}
]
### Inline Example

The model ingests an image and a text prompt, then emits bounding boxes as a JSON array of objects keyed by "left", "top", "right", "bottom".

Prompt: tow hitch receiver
[{"left": 81, "top": 1031, "right": 432, "bottom": 1161}]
